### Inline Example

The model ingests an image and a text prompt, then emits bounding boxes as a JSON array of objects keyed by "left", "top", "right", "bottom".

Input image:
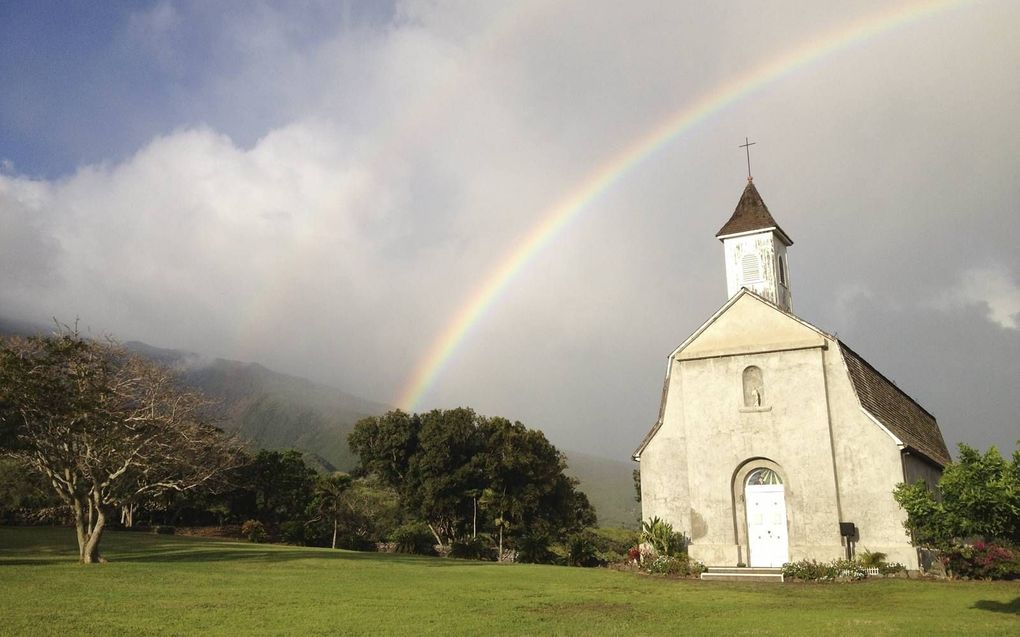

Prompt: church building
[{"left": 633, "top": 179, "right": 950, "bottom": 570}]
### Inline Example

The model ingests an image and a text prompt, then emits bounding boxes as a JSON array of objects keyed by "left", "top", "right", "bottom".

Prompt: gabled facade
[{"left": 634, "top": 182, "right": 948, "bottom": 570}]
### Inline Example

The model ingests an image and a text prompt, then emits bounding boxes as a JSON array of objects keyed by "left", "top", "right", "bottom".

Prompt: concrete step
[{"left": 701, "top": 567, "right": 784, "bottom": 583}]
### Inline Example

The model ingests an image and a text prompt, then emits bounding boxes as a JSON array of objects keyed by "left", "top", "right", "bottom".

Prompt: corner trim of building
[{"left": 860, "top": 408, "right": 905, "bottom": 447}]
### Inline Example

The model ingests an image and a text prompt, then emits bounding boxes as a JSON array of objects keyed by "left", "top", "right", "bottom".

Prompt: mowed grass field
[{"left": 1, "top": 527, "right": 1017, "bottom": 636}]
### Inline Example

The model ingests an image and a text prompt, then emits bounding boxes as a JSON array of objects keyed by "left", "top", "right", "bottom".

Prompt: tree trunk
[
  {"left": 72, "top": 498, "right": 88, "bottom": 562},
  {"left": 120, "top": 503, "right": 135, "bottom": 528},
  {"left": 498, "top": 525, "right": 503, "bottom": 561},
  {"left": 472, "top": 498, "right": 477, "bottom": 539},
  {"left": 426, "top": 522, "right": 444, "bottom": 549},
  {"left": 80, "top": 504, "right": 106, "bottom": 564},
  {"left": 332, "top": 518, "right": 338, "bottom": 550}
]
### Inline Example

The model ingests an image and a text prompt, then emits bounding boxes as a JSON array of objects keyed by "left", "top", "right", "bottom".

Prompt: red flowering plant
[{"left": 944, "top": 541, "right": 1020, "bottom": 580}]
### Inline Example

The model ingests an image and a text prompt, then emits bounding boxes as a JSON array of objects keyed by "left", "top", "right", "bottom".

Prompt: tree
[
  {"left": 894, "top": 443, "right": 1020, "bottom": 550},
  {"left": 407, "top": 408, "right": 487, "bottom": 547},
  {"left": 0, "top": 330, "right": 243, "bottom": 563},
  {"left": 481, "top": 417, "right": 595, "bottom": 555},
  {"left": 349, "top": 407, "right": 597, "bottom": 555},
  {"left": 312, "top": 472, "right": 353, "bottom": 549},
  {"left": 347, "top": 410, "right": 420, "bottom": 486},
  {"left": 247, "top": 449, "right": 317, "bottom": 524},
  {"left": 350, "top": 408, "right": 485, "bottom": 548}
]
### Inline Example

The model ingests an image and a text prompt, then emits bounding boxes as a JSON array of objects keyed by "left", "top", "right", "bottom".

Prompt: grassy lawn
[{"left": 1, "top": 527, "right": 1017, "bottom": 636}]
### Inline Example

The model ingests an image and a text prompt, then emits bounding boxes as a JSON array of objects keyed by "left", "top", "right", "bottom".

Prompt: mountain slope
[
  {"left": 124, "top": 341, "right": 389, "bottom": 471},
  {"left": 1, "top": 318, "right": 639, "bottom": 527},
  {"left": 563, "top": 451, "right": 640, "bottom": 529}
]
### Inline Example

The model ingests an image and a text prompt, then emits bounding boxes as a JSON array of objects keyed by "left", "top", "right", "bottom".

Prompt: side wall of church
[
  {"left": 639, "top": 361, "right": 692, "bottom": 537},
  {"left": 824, "top": 348, "right": 922, "bottom": 569}
]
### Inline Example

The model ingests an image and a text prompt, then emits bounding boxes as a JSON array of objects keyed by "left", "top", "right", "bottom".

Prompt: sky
[{"left": 1, "top": 0, "right": 1018, "bottom": 461}]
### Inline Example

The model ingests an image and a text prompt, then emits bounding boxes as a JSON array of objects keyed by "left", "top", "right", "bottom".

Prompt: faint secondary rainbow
[{"left": 397, "top": 0, "right": 972, "bottom": 410}]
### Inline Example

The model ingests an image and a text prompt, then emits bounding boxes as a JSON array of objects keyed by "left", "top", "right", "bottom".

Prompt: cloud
[{"left": 940, "top": 267, "right": 1020, "bottom": 330}]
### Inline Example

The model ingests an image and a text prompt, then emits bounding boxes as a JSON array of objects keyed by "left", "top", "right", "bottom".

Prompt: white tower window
[{"left": 778, "top": 255, "right": 787, "bottom": 286}]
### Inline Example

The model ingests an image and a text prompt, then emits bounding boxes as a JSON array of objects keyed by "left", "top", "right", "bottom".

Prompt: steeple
[{"left": 716, "top": 181, "right": 793, "bottom": 311}]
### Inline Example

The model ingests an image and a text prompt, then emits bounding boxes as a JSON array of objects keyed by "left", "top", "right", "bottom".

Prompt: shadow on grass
[
  {"left": 972, "top": 598, "right": 1020, "bottom": 615},
  {"left": 0, "top": 528, "right": 496, "bottom": 568}
]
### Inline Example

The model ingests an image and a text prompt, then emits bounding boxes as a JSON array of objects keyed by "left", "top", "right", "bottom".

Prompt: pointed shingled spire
[{"left": 715, "top": 181, "right": 793, "bottom": 246}]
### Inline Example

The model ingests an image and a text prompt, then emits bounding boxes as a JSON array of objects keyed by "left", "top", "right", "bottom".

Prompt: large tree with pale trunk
[{"left": 0, "top": 329, "right": 243, "bottom": 563}]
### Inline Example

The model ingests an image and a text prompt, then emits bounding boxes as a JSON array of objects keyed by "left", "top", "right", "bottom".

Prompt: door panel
[{"left": 746, "top": 484, "right": 789, "bottom": 567}]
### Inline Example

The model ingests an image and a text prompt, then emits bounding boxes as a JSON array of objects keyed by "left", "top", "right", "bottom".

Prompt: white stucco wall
[
  {"left": 638, "top": 293, "right": 926, "bottom": 568},
  {"left": 823, "top": 350, "right": 922, "bottom": 569}
]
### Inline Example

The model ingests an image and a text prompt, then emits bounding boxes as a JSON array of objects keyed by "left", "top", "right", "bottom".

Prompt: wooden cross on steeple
[{"left": 739, "top": 136, "right": 756, "bottom": 181}]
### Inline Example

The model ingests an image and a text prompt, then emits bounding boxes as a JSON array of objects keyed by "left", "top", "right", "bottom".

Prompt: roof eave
[{"left": 716, "top": 226, "right": 794, "bottom": 246}]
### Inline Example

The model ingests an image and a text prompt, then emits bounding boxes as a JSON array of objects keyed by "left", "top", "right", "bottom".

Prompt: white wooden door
[{"left": 745, "top": 483, "right": 789, "bottom": 567}]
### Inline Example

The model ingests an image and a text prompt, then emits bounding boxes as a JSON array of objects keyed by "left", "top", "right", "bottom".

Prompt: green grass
[{"left": 1, "top": 527, "right": 1017, "bottom": 636}]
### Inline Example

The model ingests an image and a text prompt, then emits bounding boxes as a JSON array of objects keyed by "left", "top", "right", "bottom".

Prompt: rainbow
[{"left": 397, "top": 0, "right": 971, "bottom": 410}]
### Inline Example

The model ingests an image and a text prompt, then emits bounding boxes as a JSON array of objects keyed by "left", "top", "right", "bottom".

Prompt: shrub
[
  {"left": 781, "top": 559, "right": 830, "bottom": 581},
  {"left": 640, "top": 517, "right": 689, "bottom": 557},
  {"left": 878, "top": 562, "right": 906, "bottom": 575},
  {"left": 857, "top": 549, "right": 888, "bottom": 568},
  {"left": 944, "top": 541, "right": 1020, "bottom": 580},
  {"left": 566, "top": 531, "right": 602, "bottom": 567},
  {"left": 388, "top": 521, "right": 436, "bottom": 555},
  {"left": 782, "top": 558, "right": 866, "bottom": 581},
  {"left": 241, "top": 519, "right": 266, "bottom": 543},
  {"left": 590, "top": 527, "right": 641, "bottom": 564},
  {"left": 450, "top": 536, "right": 496, "bottom": 561},
  {"left": 515, "top": 532, "right": 556, "bottom": 564},
  {"left": 151, "top": 525, "right": 176, "bottom": 535},
  {"left": 279, "top": 521, "right": 308, "bottom": 546},
  {"left": 830, "top": 558, "right": 867, "bottom": 580},
  {"left": 642, "top": 553, "right": 705, "bottom": 577}
]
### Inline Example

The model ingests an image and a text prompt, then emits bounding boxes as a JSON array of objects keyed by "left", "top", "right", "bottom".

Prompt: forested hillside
[
  {"left": 125, "top": 341, "right": 388, "bottom": 471},
  {"left": 1, "top": 317, "right": 638, "bottom": 527}
]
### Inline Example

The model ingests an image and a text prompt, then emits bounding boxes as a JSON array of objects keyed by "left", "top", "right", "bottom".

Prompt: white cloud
[{"left": 941, "top": 267, "right": 1020, "bottom": 330}]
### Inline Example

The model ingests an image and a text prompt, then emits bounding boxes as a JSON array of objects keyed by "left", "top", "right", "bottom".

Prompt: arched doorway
[{"left": 744, "top": 468, "right": 789, "bottom": 567}]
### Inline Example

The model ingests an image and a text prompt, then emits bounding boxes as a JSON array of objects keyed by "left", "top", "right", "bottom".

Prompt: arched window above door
[
  {"left": 746, "top": 467, "right": 782, "bottom": 486},
  {"left": 742, "top": 366, "right": 764, "bottom": 407}
]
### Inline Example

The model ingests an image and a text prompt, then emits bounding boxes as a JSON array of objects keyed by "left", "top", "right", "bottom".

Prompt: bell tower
[{"left": 716, "top": 180, "right": 793, "bottom": 312}]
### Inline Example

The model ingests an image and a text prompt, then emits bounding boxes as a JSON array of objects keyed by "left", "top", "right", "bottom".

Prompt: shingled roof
[
  {"left": 839, "top": 342, "right": 951, "bottom": 466},
  {"left": 716, "top": 180, "right": 792, "bottom": 245}
]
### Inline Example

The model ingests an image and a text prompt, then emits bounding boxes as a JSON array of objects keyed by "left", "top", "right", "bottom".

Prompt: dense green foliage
[
  {"left": 5, "top": 528, "right": 1017, "bottom": 636},
  {"left": 894, "top": 443, "right": 1020, "bottom": 579},
  {"left": 248, "top": 449, "right": 318, "bottom": 524},
  {"left": 0, "top": 458, "right": 64, "bottom": 524},
  {"left": 894, "top": 444, "right": 1020, "bottom": 549},
  {"left": 640, "top": 516, "right": 690, "bottom": 557},
  {"left": 349, "top": 408, "right": 596, "bottom": 556}
]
